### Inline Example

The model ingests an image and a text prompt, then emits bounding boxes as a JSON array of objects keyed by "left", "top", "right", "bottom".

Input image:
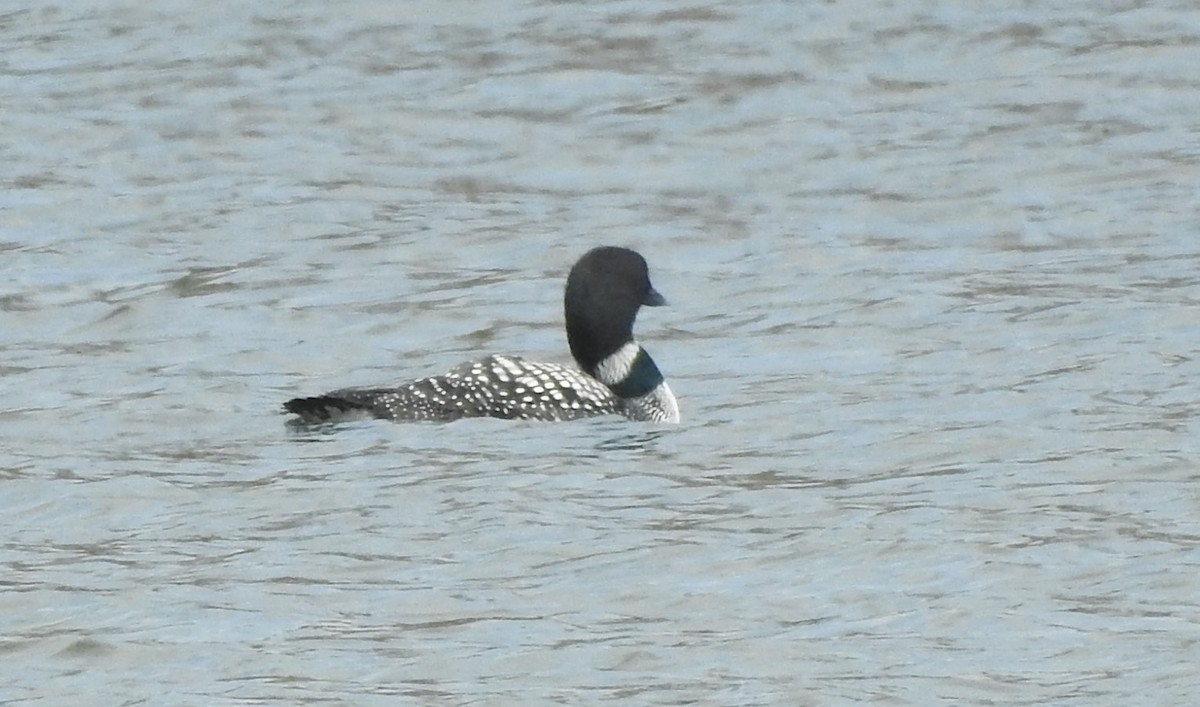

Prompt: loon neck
[
  {"left": 566, "top": 311, "right": 633, "bottom": 374},
  {"left": 592, "top": 341, "right": 679, "bottom": 422},
  {"left": 592, "top": 340, "right": 664, "bottom": 399}
]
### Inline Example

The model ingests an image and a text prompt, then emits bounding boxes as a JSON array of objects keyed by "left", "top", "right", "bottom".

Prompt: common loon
[{"left": 283, "top": 246, "right": 679, "bottom": 424}]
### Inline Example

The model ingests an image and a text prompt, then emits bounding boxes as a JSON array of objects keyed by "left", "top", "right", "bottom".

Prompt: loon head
[{"left": 563, "top": 246, "right": 665, "bottom": 376}]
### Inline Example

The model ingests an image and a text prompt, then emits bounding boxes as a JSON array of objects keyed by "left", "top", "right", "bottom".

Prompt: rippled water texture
[{"left": 3, "top": 1, "right": 1199, "bottom": 704}]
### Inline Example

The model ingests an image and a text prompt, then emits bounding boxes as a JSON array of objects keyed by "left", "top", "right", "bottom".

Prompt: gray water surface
[{"left": 3, "top": 1, "right": 1199, "bottom": 704}]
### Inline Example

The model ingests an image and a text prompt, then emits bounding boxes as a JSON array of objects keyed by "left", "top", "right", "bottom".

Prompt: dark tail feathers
[{"left": 283, "top": 395, "right": 372, "bottom": 423}]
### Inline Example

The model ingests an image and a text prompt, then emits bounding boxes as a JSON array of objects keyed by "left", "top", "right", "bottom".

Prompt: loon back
[{"left": 286, "top": 355, "right": 622, "bottom": 423}]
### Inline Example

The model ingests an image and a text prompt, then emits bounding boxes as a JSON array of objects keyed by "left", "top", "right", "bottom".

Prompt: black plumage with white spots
[{"left": 284, "top": 246, "right": 679, "bottom": 424}]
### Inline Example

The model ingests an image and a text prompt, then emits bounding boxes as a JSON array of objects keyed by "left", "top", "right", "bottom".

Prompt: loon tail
[{"left": 283, "top": 394, "right": 376, "bottom": 424}]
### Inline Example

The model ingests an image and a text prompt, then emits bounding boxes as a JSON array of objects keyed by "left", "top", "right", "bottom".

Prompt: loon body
[{"left": 284, "top": 246, "right": 679, "bottom": 424}]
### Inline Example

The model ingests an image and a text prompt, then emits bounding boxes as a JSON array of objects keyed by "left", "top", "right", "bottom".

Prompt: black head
[{"left": 564, "top": 246, "right": 665, "bottom": 373}]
